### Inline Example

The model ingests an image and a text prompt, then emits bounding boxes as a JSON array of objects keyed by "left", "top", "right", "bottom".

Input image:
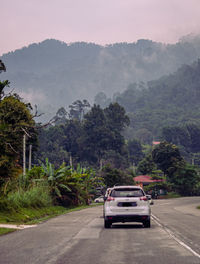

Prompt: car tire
[
  {"left": 143, "top": 219, "right": 151, "bottom": 228},
  {"left": 104, "top": 219, "right": 112, "bottom": 228}
]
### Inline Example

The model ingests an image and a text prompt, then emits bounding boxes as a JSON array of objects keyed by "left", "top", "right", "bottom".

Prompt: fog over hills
[{"left": 1, "top": 35, "right": 200, "bottom": 121}]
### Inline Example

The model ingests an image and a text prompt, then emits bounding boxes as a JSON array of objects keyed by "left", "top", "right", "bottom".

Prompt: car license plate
[{"left": 117, "top": 202, "right": 137, "bottom": 207}]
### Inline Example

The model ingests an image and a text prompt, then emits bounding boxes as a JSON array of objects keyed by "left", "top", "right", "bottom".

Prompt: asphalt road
[{"left": 0, "top": 197, "right": 200, "bottom": 264}]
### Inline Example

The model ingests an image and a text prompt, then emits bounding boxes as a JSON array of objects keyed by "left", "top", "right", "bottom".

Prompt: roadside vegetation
[
  {"left": 0, "top": 228, "right": 16, "bottom": 236},
  {"left": 1, "top": 60, "right": 200, "bottom": 230}
]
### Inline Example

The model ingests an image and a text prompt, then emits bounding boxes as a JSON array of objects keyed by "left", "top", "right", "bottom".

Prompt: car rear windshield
[{"left": 110, "top": 188, "right": 144, "bottom": 197}]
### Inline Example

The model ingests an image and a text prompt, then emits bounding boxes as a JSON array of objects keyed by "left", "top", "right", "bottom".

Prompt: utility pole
[
  {"left": 100, "top": 159, "right": 103, "bottom": 171},
  {"left": 23, "top": 134, "right": 26, "bottom": 175},
  {"left": 29, "top": 144, "right": 32, "bottom": 170},
  {"left": 70, "top": 154, "right": 73, "bottom": 171},
  {"left": 22, "top": 128, "right": 31, "bottom": 175}
]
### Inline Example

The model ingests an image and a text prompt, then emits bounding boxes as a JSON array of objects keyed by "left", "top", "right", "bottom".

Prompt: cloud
[
  {"left": 19, "top": 90, "right": 46, "bottom": 105},
  {"left": 1, "top": 0, "right": 200, "bottom": 55}
]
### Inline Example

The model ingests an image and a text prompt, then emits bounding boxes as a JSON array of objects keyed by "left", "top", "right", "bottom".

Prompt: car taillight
[
  {"left": 107, "top": 197, "right": 115, "bottom": 202},
  {"left": 140, "top": 196, "right": 147, "bottom": 201}
]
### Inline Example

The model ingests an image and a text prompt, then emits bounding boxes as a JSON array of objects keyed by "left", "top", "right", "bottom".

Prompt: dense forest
[
  {"left": 1, "top": 69, "right": 200, "bottom": 211},
  {"left": 95, "top": 59, "right": 200, "bottom": 146},
  {"left": 2, "top": 35, "right": 200, "bottom": 122},
  {"left": 1, "top": 34, "right": 200, "bottom": 208}
]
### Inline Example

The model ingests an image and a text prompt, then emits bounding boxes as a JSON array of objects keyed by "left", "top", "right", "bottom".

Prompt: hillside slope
[
  {"left": 116, "top": 59, "right": 200, "bottom": 143},
  {"left": 1, "top": 36, "right": 200, "bottom": 120}
]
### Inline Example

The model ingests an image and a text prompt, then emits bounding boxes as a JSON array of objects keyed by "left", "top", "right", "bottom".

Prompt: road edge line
[{"left": 152, "top": 214, "right": 200, "bottom": 259}]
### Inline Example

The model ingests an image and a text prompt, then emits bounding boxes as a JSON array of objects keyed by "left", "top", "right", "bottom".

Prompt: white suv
[{"left": 104, "top": 186, "right": 151, "bottom": 228}]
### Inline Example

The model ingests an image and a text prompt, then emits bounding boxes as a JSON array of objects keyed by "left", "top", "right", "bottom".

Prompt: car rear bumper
[{"left": 105, "top": 215, "right": 150, "bottom": 223}]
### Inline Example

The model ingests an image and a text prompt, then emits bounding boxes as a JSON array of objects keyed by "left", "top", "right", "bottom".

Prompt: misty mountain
[
  {"left": 115, "top": 59, "right": 200, "bottom": 143},
  {"left": 1, "top": 35, "right": 200, "bottom": 121}
]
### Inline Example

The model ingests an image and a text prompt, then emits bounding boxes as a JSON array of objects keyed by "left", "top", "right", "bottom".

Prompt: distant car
[
  {"left": 146, "top": 194, "right": 154, "bottom": 205},
  {"left": 104, "top": 185, "right": 151, "bottom": 228},
  {"left": 94, "top": 196, "right": 104, "bottom": 203}
]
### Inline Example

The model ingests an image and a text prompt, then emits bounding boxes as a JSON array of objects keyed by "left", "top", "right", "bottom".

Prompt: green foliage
[
  {"left": 115, "top": 59, "right": 200, "bottom": 143},
  {"left": 161, "top": 123, "right": 200, "bottom": 158},
  {"left": 102, "top": 149, "right": 129, "bottom": 169},
  {"left": 5, "top": 38, "right": 200, "bottom": 117},
  {"left": 69, "top": 99, "right": 90, "bottom": 121},
  {"left": 26, "top": 159, "right": 104, "bottom": 207},
  {"left": 63, "top": 120, "right": 82, "bottom": 158},
  {"left": 171, "top": 163, "right": 200, "bottom": 195},
  {"left": 0, "top": 80, "right": 10, "bottom": 101},
  {"left": 137, "top": 154, "right": 156, "bottom": 175},
  {"left": 143, "top": 181, "right": 170, "bottom": 194},
  {"left": 0, "top": 95, "right": 37, "bottom": 188},
  {"left": 0, "top": 228, "right": 16, "bottom": 236},
  {"left": 194, "top": 181, "right": 200, "bottom": 196},
  {"left": 81, "top": 103, "right": 129, "bottom": 166},
  {"left": 101, "top": 164, "right": 134, "bottom": 188},
  {"left": 39, "top": 159, "right": 72, "bottom": 200},
  {"left": 7, "top": 186, "right": 52, "bottom": 209},
  {"left": 150, "top": 141, "right": 200, "bottom": 195},
  {"left": 0, "top": 206, "right": 68, "bottom": 224},
  {"left": 36, "top": 102, "right": 131, "bottom": 169},
  {"left": 53, "top": 107, "right": 68, "bottom": 125},
  {"left": 0, "top": 158, "right": 105, "bottom": 214},
  {"left": 104, "top": 102, "right": 130, "bottom": 132},
  {"left": 36, "top": 125, "right": 69, "bottom": 168},
  {"left": 152, "top": 141, "right": 183, "bottom": 177},
  {"left": 82, "top": 104, "right": 109, "bottom": 163},
  {"left": 127, "top": 139, "right": 144, "bottom": 165}
]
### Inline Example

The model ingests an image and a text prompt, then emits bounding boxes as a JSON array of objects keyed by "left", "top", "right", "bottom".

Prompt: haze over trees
[
  {"left": 36, "top": 102, "right": 130, "bottom": 169},
  {"left": 1, "top": 32, "right": 200, "bottom": 204},
  {"left": 2, "top": 35, "right": 200, "bottom": 121},
  {"left": 114, "top": 59, "right": 200, "bottom": 145}
]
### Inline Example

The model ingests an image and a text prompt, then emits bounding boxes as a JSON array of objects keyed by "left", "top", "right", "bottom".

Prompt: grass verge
[
  {"left": 0, "top": 228, "right": 16, "bottom": 236},
  {"left": 0, "top": 203, "right": 102, "bottom": 225},
  {"left": 158, "top": 192, "right": 181, "bottom": 199}
]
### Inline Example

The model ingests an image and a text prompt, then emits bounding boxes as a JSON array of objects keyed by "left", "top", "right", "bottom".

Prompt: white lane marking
[
  {"left": 152, "top": 214, "right": 200, "bottom": 259},
  {"left": 157, "top": 202, "right": 171, "bottom": 205}
]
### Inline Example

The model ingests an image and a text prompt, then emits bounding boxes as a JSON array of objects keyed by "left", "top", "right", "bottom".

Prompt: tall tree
[
  {"left": 104, "top": 102, "right": 130, "bottom": 132},
  {"left": 171, "top": 163, "right": 200, "bottom": 195},
  {"left": 69, "top": 99, "right": 90, "bottom": 121},
  {"left": 82, "top": 104, "right": 109, "bottom": 164},
  {"left": 127, "top": 139, "right": 144, "bottom": 166},
  {"left": 152, "top": 141, "right": 184, "bottom": 178},
  {"left": 82, "top": 103, "right": 130, "bottom": 166},
  {"left": 53, "top": 107, "right": 68, "bottom": 125},
  {"left": 63, "top": 120, "right": 82, "bottom": 159},
  {"left": 137, "top": 154, "right": 156, "bottom": 175},
  {"left": 0, "top": 95, "right": 36, "bottom": 186},
  {"left": 0, "top": 80, "right": 10, "bottom": 101}
]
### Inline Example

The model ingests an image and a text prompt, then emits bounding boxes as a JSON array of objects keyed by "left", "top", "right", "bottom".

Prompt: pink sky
[{"left": 1, "top": 0, "right": 200, "bottom": 55}]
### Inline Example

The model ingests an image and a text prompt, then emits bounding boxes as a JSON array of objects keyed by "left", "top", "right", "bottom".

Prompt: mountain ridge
[{"left": 1, "top": 36, "right": 200, "bottom": 121}]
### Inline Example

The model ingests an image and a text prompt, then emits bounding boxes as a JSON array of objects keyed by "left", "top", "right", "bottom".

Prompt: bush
[
  {"left": 0, "top": 197, "right": 13, "bottom": 212},
  {"left": 7, "top": 186, "right": 52, "bottom": 210}
]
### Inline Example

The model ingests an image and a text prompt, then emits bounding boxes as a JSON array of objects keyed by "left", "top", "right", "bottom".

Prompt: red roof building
[
  {"left": 134, "top": 175, "right": 163, "bottom": 186},
  {"left": 152, "top": 141, "right": 160, "bottom": 145}
]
